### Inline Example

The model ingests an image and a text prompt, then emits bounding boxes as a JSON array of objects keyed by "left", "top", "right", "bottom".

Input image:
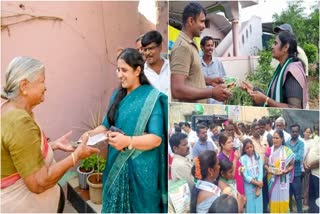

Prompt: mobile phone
[{"left": 109, "top": 126, "right": 126, "bottom": 135}]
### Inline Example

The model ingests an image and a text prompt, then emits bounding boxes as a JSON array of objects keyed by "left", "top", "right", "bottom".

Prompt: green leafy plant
[
  {"left": 303, "top": 43, "right": 318, "bottom": 64},
  {"left": 247, "top": 44, "right": 274, "bottom": 92},
  {"left": 227, "top": 43, "right": 274, "bottom": 106},
  {"left": 267, "top": 108, "right": 283, "bottom": 118},
  {"left": 80, "top": 154, "right": 106, "bottom": 173},
  {"left": 309, "top": 80, "right": 319, "bottom": 99},
  {"left": 226, "top": 87, "right": 253, "bottom": 106}
]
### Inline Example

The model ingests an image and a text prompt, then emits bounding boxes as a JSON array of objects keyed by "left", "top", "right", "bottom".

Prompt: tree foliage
[
  {"left": 272, "top": 1, "right": 319, "bottom": 49},
  {"left": 247, "top": 39, "right": 274, "bottom": 92},
  {"left": 303, "top": 43, "right": 318, "bottom": 64}
]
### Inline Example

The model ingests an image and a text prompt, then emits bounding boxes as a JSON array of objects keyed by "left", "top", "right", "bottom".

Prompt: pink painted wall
[{"left": 1, "top": 1, "right": 168, "bottom": 159}]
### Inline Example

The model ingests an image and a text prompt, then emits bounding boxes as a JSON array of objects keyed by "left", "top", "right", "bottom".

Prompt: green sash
[{"left": 265, "top": 58, "right": 293, "bottom": 106}]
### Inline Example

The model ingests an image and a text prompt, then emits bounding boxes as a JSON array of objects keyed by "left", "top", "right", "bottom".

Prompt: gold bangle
[
  {"left": 128, "top": 136, "right": 133, "bottom": 150},
  {"left": 71, "top": 153, "right": 76, "bottom": 166}
]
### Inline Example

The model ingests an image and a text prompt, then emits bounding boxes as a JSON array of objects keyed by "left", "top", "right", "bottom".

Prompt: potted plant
[
  {"left": 86, "top": 154, "right": 106, "bottom": 204},
  {"left": 77, "top": 155, "right": 95, "bottom": 190}
]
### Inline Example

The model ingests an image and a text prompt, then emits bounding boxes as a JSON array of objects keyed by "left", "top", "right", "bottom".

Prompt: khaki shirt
[
  {"left": 170, "top": 31, "right": 207, "bottom": 103},
  {"left": 171, "top": 154, "right": 194, "bottom": 190}
]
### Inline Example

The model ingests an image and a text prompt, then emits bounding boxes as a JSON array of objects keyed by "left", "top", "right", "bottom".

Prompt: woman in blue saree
[{"left": 85, "top": 48, "right": 168, "bottom": 213}]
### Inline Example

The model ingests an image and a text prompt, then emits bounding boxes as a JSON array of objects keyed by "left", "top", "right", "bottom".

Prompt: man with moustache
[
  {"left": 170, "top": 132, "right": 194, "bottom": 190},
  {"left": 200, "top": 36, "right": 226, "bottom": 104},
  {"left": 141, "top": 30, "right": 169, "bottom": 95},
  {"left": 170, "top": 2, "right": 230, "bottom": 103},
  {"left": 192, "top": 124, "right": 217, "bottom": 158}
]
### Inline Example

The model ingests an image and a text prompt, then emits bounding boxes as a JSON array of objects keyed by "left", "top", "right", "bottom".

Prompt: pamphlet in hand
[
  {"left": 86, "top": 133, "right": 108, "bottom": 146},
  {"left": 72, "top": 133, "right": 108, "bottom": 148}
]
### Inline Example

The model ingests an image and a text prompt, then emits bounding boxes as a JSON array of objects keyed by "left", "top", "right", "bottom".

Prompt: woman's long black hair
[
  {"left": 278, "top": 31, "right": 305, "bottom": 71},
  {"left": 107, "top": 48, "right": 150, "bottom": 126},
  {"left": 190, "top": 150, "right": 217, "bottom": 213},
  {"left": 241, "top": 138, "right": 260, "bottom": 160}
]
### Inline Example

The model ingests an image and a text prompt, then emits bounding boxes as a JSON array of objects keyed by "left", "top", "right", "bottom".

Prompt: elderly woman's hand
[
  {"left": 74, "top": 135, "right": 100, "bottom": 160},
  {"left": 249, "top": 90, "right": 267, "bottom": 105},
  {"left": 108, "top": 131, "right": 130, "bottom": 151},
  {"left": 51, "top": 131, "right": 74, "bottom": 152}
]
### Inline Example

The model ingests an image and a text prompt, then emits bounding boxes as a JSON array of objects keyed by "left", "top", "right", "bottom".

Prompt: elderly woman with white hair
[{"left": 1, "top": 56, "right": 99, "bottom": 212}]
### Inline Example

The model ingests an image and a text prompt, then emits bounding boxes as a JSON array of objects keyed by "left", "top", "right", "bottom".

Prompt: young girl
[
  {"left": 240, "top": 138, "right": 263, "bottom": 213},
  {"left": 218, "top": 159, "right": 246, "bottom": 213}
]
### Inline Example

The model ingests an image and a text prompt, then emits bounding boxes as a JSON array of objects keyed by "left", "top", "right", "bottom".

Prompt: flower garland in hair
[{"left": 194, "top": 157, "right": 202, "bottom": 180}]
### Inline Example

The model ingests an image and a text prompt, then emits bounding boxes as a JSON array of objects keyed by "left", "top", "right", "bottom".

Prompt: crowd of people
[{"left": 169, "top": 116, "right": 319, "bottom": 213}]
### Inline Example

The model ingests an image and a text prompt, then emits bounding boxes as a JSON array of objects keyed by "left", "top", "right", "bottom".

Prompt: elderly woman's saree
[
  {"left": 101, "top": 85, "right": 168, "bottom": 213},
  {"left": 266, "top": 58, "right": 308, "bottom": 108},
  {"left": 267, "top": 145, "right": 295, "bottom": 213},
  {"left": 1, "top": 122, "right": 60, "bottom": 213}
]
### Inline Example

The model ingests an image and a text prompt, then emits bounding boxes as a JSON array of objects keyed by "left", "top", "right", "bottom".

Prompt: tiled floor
[{"left": 64, "top": 201, "right": 78, "bottom": 213}]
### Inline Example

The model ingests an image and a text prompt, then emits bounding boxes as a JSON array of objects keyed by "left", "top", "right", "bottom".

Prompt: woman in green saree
[{"left": 85, "top": 48, "right": 168, "bottom": 213}]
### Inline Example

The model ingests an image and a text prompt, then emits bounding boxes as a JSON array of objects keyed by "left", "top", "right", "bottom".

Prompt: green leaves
[
  {"left": 226, "top": 48, "right": 273, "bottom": 106},
  {"left": 80, "top": 154, "right": 106, "bottom": 173},
  {"left": 303, "top": 43, "right": 318, "bottom": 64},
  {"left": 273, "top": 1, "right": 319, "bottom": 51},
  {"left": 226, "top": 86, "right": 253, "bottom": 106}
]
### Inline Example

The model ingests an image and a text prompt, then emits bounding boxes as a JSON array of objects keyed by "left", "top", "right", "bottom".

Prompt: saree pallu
[
  {"left": 266, "top": 58, "right": 308, "bottom": 108},
  {"left": 101, "top": 85, "right": 168, "bottom": 213},
  {"left": 267, "top": 146, "right": 295, "bottom": 213},
  {"left": 1, "top": 131, "right": 60, "bottom": 213}
]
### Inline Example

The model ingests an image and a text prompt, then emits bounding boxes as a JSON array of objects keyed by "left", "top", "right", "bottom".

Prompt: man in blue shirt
[
  {"left": 285, "top": 124, "right": 304, "bottom": 213},
  {"left": 192, "top": 124, "right": 216, "bottom": 158},
  {"left": 200, "top": 36, "right": 226, "bottom": 104}
]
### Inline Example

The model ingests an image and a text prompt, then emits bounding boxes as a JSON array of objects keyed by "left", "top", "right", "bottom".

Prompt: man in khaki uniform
[{"left": 170, "top": 2, "right": 231, "bottom": 103}]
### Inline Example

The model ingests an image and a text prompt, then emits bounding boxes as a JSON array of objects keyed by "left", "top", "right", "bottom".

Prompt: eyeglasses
[{"left": 143, "top": 45, "right": 159, "bottom": 53}]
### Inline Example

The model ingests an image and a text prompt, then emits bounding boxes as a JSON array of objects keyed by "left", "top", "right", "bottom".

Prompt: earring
[{"left": 22, "top": 91, "right": 27, "bottom": 95}]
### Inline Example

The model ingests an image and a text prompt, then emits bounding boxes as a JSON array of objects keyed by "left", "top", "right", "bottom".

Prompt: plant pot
[
  {"left": 77, "top": 166, "right": 94, "bottom": 190},
  {"left": 87, "top": 173, "right": 103, "bottom": 204}
]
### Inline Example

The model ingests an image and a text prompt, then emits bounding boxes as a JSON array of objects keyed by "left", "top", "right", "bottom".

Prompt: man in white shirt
[
  {"left": 141, "top": 30, "right": 169, "bottom": 95},
  {"left": 275, "top": 116, "right": 303, "bottom": 142},
  {"left": 275, "top": 117, "right": 291, "bottom": 142},
  {"left": 181, "top": 122, "right": 197, "bottom": 149}
]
